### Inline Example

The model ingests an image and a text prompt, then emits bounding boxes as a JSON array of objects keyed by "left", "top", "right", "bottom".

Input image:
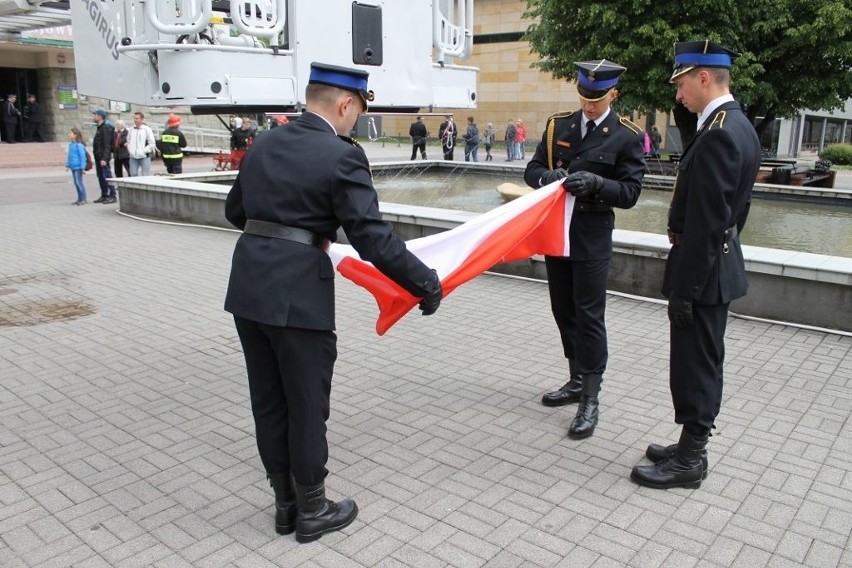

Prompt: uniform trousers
[
  {"left": 544, "top": 256, "right": 609, "bottom": 375},
  {"left": 670, "top": 302, "right": 729, "bottom": 433},
  {"left": 234, "top": 316, "right": 336, "bottom": 485},
  {"left": 410, "top": 140, "right": 426, "bottom": 160},
  {"left": 164, "top": 158, "right": 183, "bottom": 174}
]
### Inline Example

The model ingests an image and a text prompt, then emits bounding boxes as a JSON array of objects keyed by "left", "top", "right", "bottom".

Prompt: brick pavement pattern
[{"left": 1, "top": 187, "right": 851, "bottom": 567}]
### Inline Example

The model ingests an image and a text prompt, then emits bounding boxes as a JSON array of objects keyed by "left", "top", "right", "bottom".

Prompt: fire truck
[{"left": 71, "top": 0, "right": 477, "bottom": 115}]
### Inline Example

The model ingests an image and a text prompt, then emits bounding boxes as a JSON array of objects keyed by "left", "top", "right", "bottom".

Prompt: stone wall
[
  {"left": 111, "top": 171, "right": 852, "bottom": 333},
  {"left": 32, "top": 65, "right": 228, "bottom": 143}
]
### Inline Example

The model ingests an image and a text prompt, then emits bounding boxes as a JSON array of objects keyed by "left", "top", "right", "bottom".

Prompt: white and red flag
[{"left": 328, "top": 181, "right": 574, "bottom": 335}]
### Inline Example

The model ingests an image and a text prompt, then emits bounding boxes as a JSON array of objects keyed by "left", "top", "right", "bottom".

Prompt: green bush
[{"left": 819, "top": 144, "right": 852, "bottom": 165}]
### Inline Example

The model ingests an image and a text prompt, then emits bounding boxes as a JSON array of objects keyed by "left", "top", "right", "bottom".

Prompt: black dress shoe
[
  {"left": 541, "top": 377, "right": 582, "bottom": 407},
  {"left": 93, "top": 197, "right": 105, "bottom": 203},
  {"left": 568, "top": 395, "right": 598, "bottom": 439},
  {"left": 646, "top": 443, "right": 708, "bottom": 479}
]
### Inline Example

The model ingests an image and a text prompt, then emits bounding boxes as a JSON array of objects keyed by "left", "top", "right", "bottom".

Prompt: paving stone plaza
[{"left": 1, "top": 155, "right": 850, "bottom": 567}]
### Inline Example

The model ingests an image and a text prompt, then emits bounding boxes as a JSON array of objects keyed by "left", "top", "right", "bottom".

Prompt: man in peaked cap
[
  {"left": 525, "top": 60, "right": 646, "bottom": 440},
  {"left": 630, "top": 41, "right": 761, "bottom": 490},
  {"left": 224, "top": 62, "right": 442, "bottom": 543}
]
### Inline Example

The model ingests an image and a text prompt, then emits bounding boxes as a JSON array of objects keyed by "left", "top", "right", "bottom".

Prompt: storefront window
[
  {"left": 801, "top": 116, "right": 824, "bottom": 152},
  {"left": 825, "top": 119, "right": 844, "bottom": 145},
  {"left": 756, "top": 118, "right": 781, "bottom": 156}
]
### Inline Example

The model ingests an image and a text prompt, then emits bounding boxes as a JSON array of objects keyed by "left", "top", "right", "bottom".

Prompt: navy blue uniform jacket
[
  {"left": 524, "top": 111, "right": 645, "bottom": 260},
  {"left": 225, "top": 112, "right": 434, "bottom": 330},
  {"left": 663, "top": 101, "right": 761, "bottom": 304}
]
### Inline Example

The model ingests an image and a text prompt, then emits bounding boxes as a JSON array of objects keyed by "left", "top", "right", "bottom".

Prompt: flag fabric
[{"left": 328, "top": 181, "right": 574, "bottom": 335}]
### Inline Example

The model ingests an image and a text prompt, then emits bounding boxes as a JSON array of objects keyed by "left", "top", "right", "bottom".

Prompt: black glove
[
  {"left": 540, "top": 168, "right": 569, "bottom": 186},
  {"left": 419, "top": 269, "right": 442, "bottom": 316},
  {"left": 667, "top": 294, "right": 694, "bottom": 328},
  {"left": 562, "top": 171, "right": 604, "bottom": 198}
]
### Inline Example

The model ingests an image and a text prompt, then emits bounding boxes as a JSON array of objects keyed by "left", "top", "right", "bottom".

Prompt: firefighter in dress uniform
[
  {"left": 631, "top": 41, "right": 761, "bottom": 489},
  {"left": 224, "top": 63, "right": 443, "bottom": 543},
  {"left": 525, "top": 60, "right": 646, "bottom": 440}
]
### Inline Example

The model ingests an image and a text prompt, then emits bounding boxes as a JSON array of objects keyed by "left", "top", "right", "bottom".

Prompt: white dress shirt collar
[
  {"left": 582, "top": 108, "right": 611, "bottom": 137},
  {"left": 696, "top": 94, "right": 735, "bottom": 130},
  {"left": 306, "top": 111, "right": 337, "bottom": 135}
]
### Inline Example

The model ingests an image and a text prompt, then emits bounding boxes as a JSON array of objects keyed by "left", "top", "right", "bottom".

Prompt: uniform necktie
[{"left": 584, "top": 120, "right": 596, "bottom": 141}]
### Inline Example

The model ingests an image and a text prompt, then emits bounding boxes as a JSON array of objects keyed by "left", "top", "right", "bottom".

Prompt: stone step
[{"left": 0, "top": 142, "right": 70, "bottom": 169}]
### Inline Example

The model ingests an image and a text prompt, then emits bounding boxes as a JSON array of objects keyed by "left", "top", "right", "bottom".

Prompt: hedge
[{"left": 820, "top": 144, "right": 852, "bottom": 166}]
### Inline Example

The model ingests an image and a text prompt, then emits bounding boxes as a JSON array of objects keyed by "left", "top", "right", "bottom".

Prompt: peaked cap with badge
[
  {"left": 575, "top": 59, "right": 626, "bottom": 101},
  {"left": 308, "top": 62, "right": 375, "bottom": 109},
  {"left": 669, "top": 40, "right": 739, "bottom": 82}
]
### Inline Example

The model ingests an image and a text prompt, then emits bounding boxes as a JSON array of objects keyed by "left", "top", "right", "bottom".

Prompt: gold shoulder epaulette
[
  {"left": 338, "top": 135, "right": 371, "bottom": 176},
  {"left": 706, "top": 111, "right": 727, "bottom": 130},
  {"left": 545, "top": 112, "right": 573, "bottom": 170},
  {"left": 549, "top": 110, "right": 574, "bottom": 121},
  {"left": 338, "top": 134, "right": 361, "bottom": 148},
  {"left": 619, "top": 116, "right": 643, "bottom": 135}
]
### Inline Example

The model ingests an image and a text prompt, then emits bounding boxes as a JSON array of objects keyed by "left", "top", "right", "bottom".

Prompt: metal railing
[
  {"left": 149, "top": 125, "right": 232, "bottom": 154},
  {"left": 433, "top": 0, "right": 473, "bottom": 62}
]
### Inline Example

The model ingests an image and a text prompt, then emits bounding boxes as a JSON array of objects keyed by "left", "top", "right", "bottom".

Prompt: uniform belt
[
  {"left": 574, "top": 202, "right": 613, "bottom": 213},
  {"left": 243, "top": 220, "right": 323, "bottom": 247},
  {"left": 668, "top": 225, "right": 738, "bottom": 246}
]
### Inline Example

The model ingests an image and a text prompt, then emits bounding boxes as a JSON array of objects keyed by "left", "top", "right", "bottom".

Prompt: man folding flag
[{"left": 328, "top": 181, "right": 574, "bottom": 335}]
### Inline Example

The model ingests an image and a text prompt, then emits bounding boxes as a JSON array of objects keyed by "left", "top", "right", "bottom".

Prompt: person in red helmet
[{"left": 160, "top": 114, "right": 187, "bottom": 174}]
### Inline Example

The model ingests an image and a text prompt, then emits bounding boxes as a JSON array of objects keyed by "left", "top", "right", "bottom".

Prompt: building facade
[{"left": 0, "top": 0, "right": 848, "bottom": 158}]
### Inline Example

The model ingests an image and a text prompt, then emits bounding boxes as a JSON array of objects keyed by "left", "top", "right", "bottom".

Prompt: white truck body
[{"left": 70, "top": 0, "right": 477, "bottom": 113}]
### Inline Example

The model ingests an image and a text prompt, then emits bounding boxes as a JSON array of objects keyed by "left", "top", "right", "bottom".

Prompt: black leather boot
[
  {"left": 541, "top": 360, "right": 583, "bottom": 407},
  {"left": 568, "top": 373, "right": 601, "bottom": 439},
  {"left": 267, "top": 473, "right": 297, "bottom": 535},
  {"left": 646, "top": 442, "right": 708, "bottom": 479},
  {"left": 294, "top": 481, "right": 358, "bottom": 543},
  {"left": 631, "top": 428, "right": 709, "bottom": 489}
]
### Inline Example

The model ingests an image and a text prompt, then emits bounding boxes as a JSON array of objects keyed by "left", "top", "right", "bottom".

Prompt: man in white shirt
[{"left": 127, "top": 111, "right": 156, "bottom": 176}]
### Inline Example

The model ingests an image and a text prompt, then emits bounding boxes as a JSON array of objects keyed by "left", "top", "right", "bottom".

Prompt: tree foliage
[{"left": 523, "top": 0, "right": 852, "bottom": 139}]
